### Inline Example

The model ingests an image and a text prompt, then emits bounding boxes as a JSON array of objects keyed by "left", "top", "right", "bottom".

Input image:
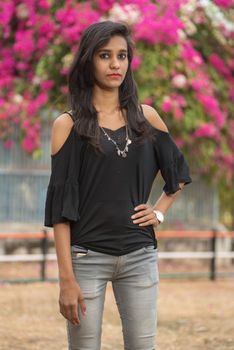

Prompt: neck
[{"left": 92, "top": 85, "right": 120, "bottom": 113}]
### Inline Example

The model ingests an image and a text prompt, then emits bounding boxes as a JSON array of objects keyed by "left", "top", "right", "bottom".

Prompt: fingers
[
  {"left": 131, "top": 204, "right": 150, "bottom": 221},
  {"left": 131, "top": 204, "right": 159, "bottom": 227},
  {"left": 59, "top": 290, "right": 87, "bottom": 326},
  {"left": 59, "top": 300, "right": 80, "bottom": 326},
  {"left": 79, "top": 293, "right": 87, "bottom": 317},
  {"left": 70, "top": 302, "right": 80, "bottom": 326}
]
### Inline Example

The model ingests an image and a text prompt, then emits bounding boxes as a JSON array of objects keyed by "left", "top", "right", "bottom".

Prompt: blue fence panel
[{"left": 0, "top": 120, "right": 217, "bottom": 228}]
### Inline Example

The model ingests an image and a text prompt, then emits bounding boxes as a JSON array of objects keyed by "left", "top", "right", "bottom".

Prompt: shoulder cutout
[
  {"left": 51, "top": 112, "right": 74, "bottom": 156},
  {"left": 141, "top": 104, "right": 169, "bottom": 133}
]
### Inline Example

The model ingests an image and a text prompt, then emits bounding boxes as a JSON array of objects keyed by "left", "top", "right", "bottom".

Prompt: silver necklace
[{"left": 100, "top": 125, "right": 132, "bottom": 158}]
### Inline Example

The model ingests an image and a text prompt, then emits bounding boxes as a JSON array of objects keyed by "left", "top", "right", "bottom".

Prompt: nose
[{"left": 110, "top": 57, "right": 120, "bottom": 69}]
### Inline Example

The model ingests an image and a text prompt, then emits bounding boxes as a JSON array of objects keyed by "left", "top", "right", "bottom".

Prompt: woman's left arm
[
  {"left": 131, "top": 183, "right": 185, "bottom": 227},
  {"left": 132, "top": 104, "right": 192, "bottom": 227}
]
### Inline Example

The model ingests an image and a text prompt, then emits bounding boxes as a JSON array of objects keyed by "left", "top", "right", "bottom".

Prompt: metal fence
[
  {"left": 0, "top": 120, "right": 51, "bottom": 225},
  {"left": 1, "top": 229, "right": 233, "bottom": 283},
  {"left": 0, "top": 120, "right": 218, "bottom": 228}
]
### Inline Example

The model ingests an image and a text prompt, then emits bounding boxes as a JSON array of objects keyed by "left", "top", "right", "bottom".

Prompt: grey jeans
[{"left": 66, "top": 244, "right": 159, "bottom": 350}]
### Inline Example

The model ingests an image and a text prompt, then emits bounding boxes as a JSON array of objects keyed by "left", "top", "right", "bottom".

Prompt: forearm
[
  {"left": 53, "top": 222, "right": 85, "bottom": 325},
  {"left": 53, "top": 222, "right": 75, "bottom": 283},
  {"left": 152, "top": 182, "right": 185, "bottom": 215}
]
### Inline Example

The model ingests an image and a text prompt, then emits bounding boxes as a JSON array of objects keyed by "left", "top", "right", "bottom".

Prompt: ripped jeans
[{"left": 66, "top": 244, "right": 159, "bottom": 350}]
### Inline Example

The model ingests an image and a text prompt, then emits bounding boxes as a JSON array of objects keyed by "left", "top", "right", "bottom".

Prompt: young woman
[{"left": 44, "top": 21, "right": 192, "bottom": 350}]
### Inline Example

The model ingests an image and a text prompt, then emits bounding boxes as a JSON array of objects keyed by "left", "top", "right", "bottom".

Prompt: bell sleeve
[
  {"left": 154, "top": 129, "right": 192, "bottom": 195},
  {"left": 44, "top": 126, "right": 81, "bottom": 227}
]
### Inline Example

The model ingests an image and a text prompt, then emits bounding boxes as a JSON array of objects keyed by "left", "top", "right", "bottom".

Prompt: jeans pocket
[
  {"left": 71, "top": 245, "right": 89, "bottom": 258},
  {"left": 143, "top": 245, "right": 156, "bottom": 252}
]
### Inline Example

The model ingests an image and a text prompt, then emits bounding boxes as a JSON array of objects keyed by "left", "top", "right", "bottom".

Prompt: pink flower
[
  {"left": 26, "top": 101, "right": 38, "bottom": 116},
  {"left": 223, "top": 154, "right": 233, "bottom": 168},
  {"left": 22, "top": 136, "right": 37, "bottom": 153},
  {"left": 96, "top": 0, "right": 116, "bottom": 12},
  {"left": 0, "top": 76, "right": 14, "bottom": 88},
  {"left": 194, "top": 123, "right": 218, "bottom": 138},
  {"left": 228, "top": 59, "right": 234, "bottom": 70},
  {"left": 14, "top": 30, "right": 35, "bottom": 59},
  {"left": 38, "top": 0, "right": 50, "bottom": 10},
  {"left": 0, "top": 3, "right": 14, "bottom": 26},
  {"left": 161, "top": 97, "right": 173, "bottom": 113},
  {"left": 229, "top": 88, "right": 234, "bottom": 102},
  {"left": 161, "top": 93, "right": 186, "bottom": 119},
  {"left": 16, "top": 62, "right": 30, "bottom": 71},
  {"left": 214, "top": 0, "right": 234, "bottom": 8},
  {"left": 132, "top": 1, "right": 185, "bottom": 45},
  {"left": 8, "top": 104, "right": 21, "bottom": 114},
  {"left": 0, "top": 98, "right": 4, "bottom": 107},
  {"left": 41, "top": 80, "right": 54, "bottom": 90},
  {"left": 174, "top": 138, "right": 184, "bottom": 148},
  {"left": 3, "top": 139, "right": 13, "bottom": 150},
  {"left": 190, "top": 72, "right": 213, "bottom": 95},
  {"left": 0, "top": 48, "right": 15, "bottom": 76},
  {"left": 190, "top": 78, "right": 206, "bottom": 91},
  {"left": 0, "top": 112, "right": 7, "bottom": 120},
  {"left": 22, "top": 120, "right": 30, "bottom": 130},
  {"left": 181, "top": 41, "right": 203, "bottom": 68},
  {"left": 213, "top": 109, "right": 226, "bottom": 128},
  {"left": 131, "top": 55, "right": 141, "bottom": 70},
  {"left": 36, "top": 92, "right": 48, "bottom": 107},
  {"left": 133, "top": 19, "right": 158, "bottom": 45},
  {"left": 37, "top": 37, "right": 49, "bottom": 50},
  {"left": 174, "top": 106, "right": 184, "bottom": 120},
  {"left": 134, "top": 12, "right": 184, "bottom": 45},
  {"left": 172, "top": 93, "right": 187, "bottom": 107},
  {"left": 231, "top": 140, "right": 234, "bottom": 151},
  {"left": 55, "top": 3, "right": 99, "bottom": 44},
  {"left": 172, "top": 74, "right": 187, "bottom": 89},
  {"left": 197, "top": 94, "right": 226, "bottom": 127},
  {"left": 229, "top": 121, "right": 234, "bottom": 134},
  {"left": 60, "top": 86, "right": 68, "bottom": 94},
  {"left": 34, "top": 122, "right": 41, "bottom": 131},
  {"left": 27, "top": 127, "right": 37, "bottom": 139},
  {"left": 39, "top": 21, "right": 56, "bottom": 39},
  {"left": 60, "top": 67, "right": 69, "bottom": 76},
  {"left": 208, "top": 53, "right": 230, "bottom": 77},
  {"left": 143, "top": 98, "right": 153, "bottom": 106}
]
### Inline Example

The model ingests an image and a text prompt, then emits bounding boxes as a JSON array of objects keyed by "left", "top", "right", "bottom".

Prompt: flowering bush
[{"left": 0, "top": 0, "right": 233, "bottom": 217}]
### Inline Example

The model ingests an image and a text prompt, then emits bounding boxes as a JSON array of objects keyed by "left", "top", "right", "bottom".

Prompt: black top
[{"left": 44, "top": 114, "right": 192, "bottom": 256}]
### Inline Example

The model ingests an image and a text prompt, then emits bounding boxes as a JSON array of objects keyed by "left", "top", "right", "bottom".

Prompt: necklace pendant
[{"left": 101, "top": 125, "right": 131, "bottom": 158}]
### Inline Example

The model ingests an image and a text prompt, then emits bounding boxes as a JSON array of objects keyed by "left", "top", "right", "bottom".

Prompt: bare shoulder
[
  {"left": 51, "top": 112, "right": 74, "bottom": 155},
  {"left": 141, "top": 104, "right": 169, "bottom": 133}
]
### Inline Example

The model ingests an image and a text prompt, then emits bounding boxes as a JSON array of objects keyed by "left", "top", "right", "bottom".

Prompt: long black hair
[{"left": 67, "top": 20, "right": 155, "bottom": 154}]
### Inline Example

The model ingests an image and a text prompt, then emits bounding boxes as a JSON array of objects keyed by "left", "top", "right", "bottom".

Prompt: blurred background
[{"left": 0, "top": 1, "right": 233, "bottom": 349}]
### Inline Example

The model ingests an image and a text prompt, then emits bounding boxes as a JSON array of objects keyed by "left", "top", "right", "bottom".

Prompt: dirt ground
[{"left": 0, "top": 279, "right": 233, "bottom": 350}]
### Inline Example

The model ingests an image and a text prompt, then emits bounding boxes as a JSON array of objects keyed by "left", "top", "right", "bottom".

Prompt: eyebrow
[{"left": 97, "top": 49, "right": 127, "bottom": 53}]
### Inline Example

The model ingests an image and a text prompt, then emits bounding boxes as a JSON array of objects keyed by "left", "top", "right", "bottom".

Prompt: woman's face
[{"left": 93, "top": 35, "right": 129, "bottom": 90}]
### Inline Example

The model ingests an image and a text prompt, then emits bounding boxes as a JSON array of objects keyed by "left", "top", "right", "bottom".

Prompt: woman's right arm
[
  {"left": 53, "top": 222, "right": 86, "bottom": 326},
  {"left": 51, "top": 114, "right": 86, "bottom": 325}
]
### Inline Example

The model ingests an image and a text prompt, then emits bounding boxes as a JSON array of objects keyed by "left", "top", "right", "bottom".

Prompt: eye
[
  {"left": 99, "top": 53, "right": 109, "bottom": 59},
  {"left": 119, "top": 53, "right": 127, "bottom": 60}
]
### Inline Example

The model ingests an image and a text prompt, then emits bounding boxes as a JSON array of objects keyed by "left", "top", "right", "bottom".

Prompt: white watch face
[
  {"left": 157, "top": 213, "right": 163, "bottom": 222},
  {"left": 154, "top": 210, "right": 164, "bottom": 223}
]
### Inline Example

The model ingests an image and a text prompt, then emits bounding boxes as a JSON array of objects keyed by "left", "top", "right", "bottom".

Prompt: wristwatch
[{"left": 153, "top": 210, "right": 164, "bottom": 224}]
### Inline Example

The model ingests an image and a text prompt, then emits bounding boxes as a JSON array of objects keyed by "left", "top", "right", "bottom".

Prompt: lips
[{"left": 107, "top": 73, "right": 122, "bottom": 78}]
